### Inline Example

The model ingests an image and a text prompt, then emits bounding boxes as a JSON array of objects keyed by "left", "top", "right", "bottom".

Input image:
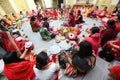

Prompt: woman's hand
[
  {"left": 62, "top": 50, "right": 72, "bottom": 64},
  {"left": 19, "top": 48, "right": 28, "bottom": 59}
]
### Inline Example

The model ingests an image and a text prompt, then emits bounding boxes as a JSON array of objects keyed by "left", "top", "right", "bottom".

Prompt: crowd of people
[{"left": 0, "top": 5, "right": 120, "bottom": 80}]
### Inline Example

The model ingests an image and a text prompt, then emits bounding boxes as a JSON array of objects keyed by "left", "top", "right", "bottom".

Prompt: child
[{"left": 33, "top": 51, "right": 59, "bottom": 80}]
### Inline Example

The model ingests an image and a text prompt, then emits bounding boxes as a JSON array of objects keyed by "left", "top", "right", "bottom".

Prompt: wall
[
  {"left": 9, "top": 0, "right": 19, "bottom": 13},
  {"left": 65, "top": 0, "right": 74, "bottom": 7},
  {"left": 96, "top": 0, "right": 111, "bottom": 10},
  {"left": 0, "top": 5, "right": 6, "bottom": 16},
  {"left": 0, "top": 0, "right": 15, "bottom": 14},
  {"left": 14, "top": 0, "right": 29, "bottom": 13},
  {"left": 26, "top": 0, "right": 36, "bottom": 11},
  {"left": 53, "top": 0, "right": 58, "bottom": 8}
]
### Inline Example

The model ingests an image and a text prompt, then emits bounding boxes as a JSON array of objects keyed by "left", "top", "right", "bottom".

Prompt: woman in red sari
[
  {"left": 0, "top": 30, "right": 21, "bottom": 55},
  {"left": 106, "top": 40, "right": 120, "bottom": 61},
  {"left": 100, "top": 20, "right": 117, "bottom": 46},
  {"left": 97, "top": 6, "right": 108, "bottom": 19},
  {"left": 30, "top": 16, "right": 41, "bottom": 32},
  {"left": 3, "top": 50, "right": 35, "bottom": 80},
  {"left": 64, "top": 12, "right": 75, "bottom": 27}
]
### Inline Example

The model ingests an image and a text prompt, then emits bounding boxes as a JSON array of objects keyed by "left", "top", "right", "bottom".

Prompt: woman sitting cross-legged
[
  {"left": 87, "top": 6, "right": 99, "bottom": 18},
  {"left": 84, "top": 27, "right": 101, "bottom": 56},
  {"left": 61, "top": 41, "right": 96, "bottom": 77},
  {"left": 40, "top": 21, "right": 55, "bottom": 41},
  {"left": 3, "top": 50, "right": 35, "bottom": 80},
  {"left": 33, "top": 51, "right": 60, "bottom": 80},
  {"left": 30, "top": 16, "right": 41, "bottom": 32},
  {"left": 100, "top": 20, "right": 117, "bottom": 46},
  {"left": 64, "top": 12, "right": 75, "bottom": 27},
  {"left": 75, "top": 10, "right": 84, "bottom": 24}
]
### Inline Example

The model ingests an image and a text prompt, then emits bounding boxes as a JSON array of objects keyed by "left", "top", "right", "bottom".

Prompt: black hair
[
  {"left": 69, "top": 12, "right": 73, "bottom": 16},
  {"left": 113, "top": 7, "right": 118, "bottom": 13},
  {"left": 43, "top": 17, "right": 48, "bottom": 21},
  {"left": 3, "top": 51, "right": 24, "bottom": 64},
  {"left": 117, "top": 13, "right": 120, "bottom": 20},
  {"left": 42, "top": 21, "right": 49, "bottom": 30},
  {"left": 77, "top": 10, "right": 81, "bottom": 15},
  {"left": 36, "top": 51, "right": 48, "bottom": 70},
  {"left": 96, "top": 6, "right": 98, "bottom": 9},
  {"left": 91, "top": 27, "right": 100, "bottom": 34},
  {"left": 30, "top": 16, "right": 36, "bottom": 22},
  {"left": 20, "top": 11, "right": 22, "bottom": 14},
  {"left": 107, "top": 20, "right": 116, "bottom": 29},
  {"left": 99, "top": 46, "right": 115, "bottom": 62},
  {"left": 4, "top": 15, "right": 8, "bottom": 18},
  {"left": 78, "top": 41, "right": 92, "bottom": 58},
  {"left": 104, "top": 6, "right": 108, "bottom": 9},
  {"left": 72, "top": 55, "right": 91, "bottom": 72}
]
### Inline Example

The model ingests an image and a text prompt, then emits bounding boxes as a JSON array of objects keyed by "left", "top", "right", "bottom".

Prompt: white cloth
[
  {"left": 24, "top": 41, "right": 33, "bottom": 49},
  {"left": 34, "top": 63, "right": 59, "bottom": 80},
  {"left": 47, "top": 45, "right": 61, "bottom": 56},
  {"left": 15, "top": 36, "right": 23, "bottom": 41}
]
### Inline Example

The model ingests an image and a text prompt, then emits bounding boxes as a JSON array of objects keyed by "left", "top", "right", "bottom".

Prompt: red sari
[
  {"left": 109, "top": 65, "right": 120, "bottom": 79},
  {"left": 4, "top": 61, "right": 35, "bottom": 80},
  {"left": 0, "top": 31, "right": 16, "bottom": 52},
  {"left": 111, "top": 40, "right": 120, "bottom": 57},
  {"left": 115, "top": 21, "right": 120, "bottom": 33},
  {"left": 64, "top": 15, "right": 75, "bottom": 27},
  {"left": 14, "top": 39, "right": 27, "bottom": 52},
  {"left": 97, "top": 10, "right": 108, "bottom": 19}
]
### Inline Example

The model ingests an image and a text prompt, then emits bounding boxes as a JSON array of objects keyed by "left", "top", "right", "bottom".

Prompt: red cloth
[
  {"left": 14, "top": 39, "right": 27, "bottom": 52},
  {"left": 109, "top": 65, "right": 120, "bottom": 80},
  {"left": 69, "top": 15, "right": 75, "bottom": 27},
  {"left": 85, "top": 33, "right": 101, "bottom": 56},
  {"left": 64, "top": 15, "right": 75, "bottom": 27},
  {"left": 111, "top": 40, "right": 120, "bottom": 57},
  {"left": 53, "top": 10, "right": 58, "bottom": 17},
  {"left": 97, "top": 10, "right": 108, "bottom": 19},
  {"left": 30, "top": 20, "right": 40, "bottom": 32},
  {"left": 0, "top": 32, "right": 16, "bottom": 52},
  {"left": 4, "top": 61, "right": 36, "bottom": 80},
  {"left": 100, "top": 28, "right": 117, "bottom": 46},
  {"left": 115, "top": 21, "right": 120, "bottom": 33},
  {"left": 12, "top": 15, "right": 18, "bottom": 20}
]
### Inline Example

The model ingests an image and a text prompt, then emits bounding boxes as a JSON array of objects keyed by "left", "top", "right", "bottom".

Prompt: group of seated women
[{"left": 1, "top": 5, "right": 120, "bottom": 80}]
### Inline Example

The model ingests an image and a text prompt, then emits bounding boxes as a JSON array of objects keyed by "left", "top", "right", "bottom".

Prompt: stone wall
[
  {"left": 0, "top": 5, "right": 6, "bottom": 16},
  {"left": 14, "top": 0, "right": 29, "bottom": 13},
  {"left": 0, "top": 0, "right": 15, "bottom": 14},
  {"left": 53, "top": 0, "right": 58, "bottom": 8}
]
